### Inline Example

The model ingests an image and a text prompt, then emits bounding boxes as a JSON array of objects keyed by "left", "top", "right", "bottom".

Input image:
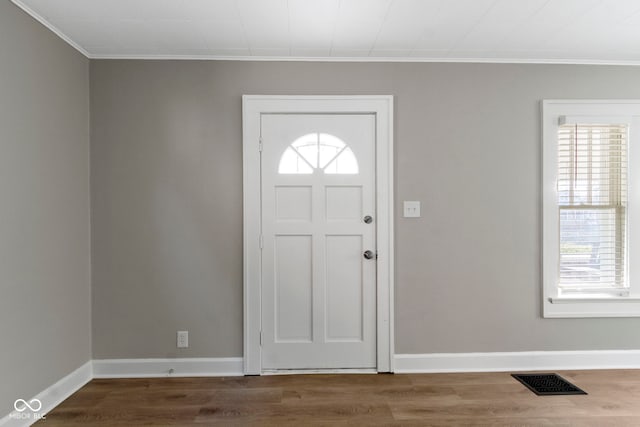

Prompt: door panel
[
  {"left": 325, "top": 235, "right": 363, "bottom": 342},
  {"left": 325, "top": 186, "right": 362, "bottom": 220},
  {"left": 275, "top": 186, "right": 312, "bottom": 221},
  {"left": 274, "top": 234, "right": 313, "bottom": 342},
  {"left": 261, "top": 114, "right": 376, "bottom": 370}
]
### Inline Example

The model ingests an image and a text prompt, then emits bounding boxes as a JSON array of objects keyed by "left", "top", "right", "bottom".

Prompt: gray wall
[
  {"left": 90, "top": 59, "right": 640, "bottom": 359},
  {"left": 0, "top": 0, "right": 91, "bottom": 415}
]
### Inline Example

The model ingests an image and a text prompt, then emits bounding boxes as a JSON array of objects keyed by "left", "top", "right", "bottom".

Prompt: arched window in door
[{"left": 278, "top": 133, "right": 359, "bottom": 174}]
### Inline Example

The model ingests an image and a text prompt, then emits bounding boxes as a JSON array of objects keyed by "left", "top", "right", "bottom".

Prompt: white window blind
[{"left": 557, "top": 123, "right": 628, "bottom": 295}]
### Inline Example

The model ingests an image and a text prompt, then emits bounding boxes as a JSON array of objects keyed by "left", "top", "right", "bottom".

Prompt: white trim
[
  {"left": 11, "top": 1, "right": 640, "bottom": 66},
  {"left": 394, "top": 350, "right": 640, "bottom": 374},
  {"left": 56, "top": 54, "right": 640, "bottom": 67},
  {"left": 10, "top": 0, "right": 90, "bottom": 57},
  {"left": 550, "top": 296, "right": 640, "bottom": 304},
  {"left": 2, "top": 353, "right": 640, "bottom": 425},
  {"left": 82, "top": 55, "right": 640, "bottom": 65},
  {"left": 262, "top": 369, "right": 377, "bottom": 375},
  {"left": 0, "top": 358, "right": 242, "bottom": 425},
  {"left": 242, "top": 95, "right": 394, "bottom": 374},
  {"left": 542, "top": 100, "right": 640, "bottom": 318},
  {"left": 11, "top": 0, "right": 640, "bottom": 67},
  {"left": 92, "top": 358, "right": 243, "bottom": 378},
  {"left": 543, "top": 303, "right": 640, "bottom": 318},
  {"left": 0, "top": 361, "right": 92, "bottom": 427}
]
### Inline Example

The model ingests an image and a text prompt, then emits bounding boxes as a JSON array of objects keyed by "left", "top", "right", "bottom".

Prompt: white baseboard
[
  {"left": 4, "top": 352, "right": 640, "bottom": 426},
  {"left": 394, "top": 350, "right": 640, "bottom": 373},
  {"left": 0, "top": 360, "right": 92, "bottom": 427},
  {"left": 262, "top": 369, "right": 377, "bottom": 375},
  {"left": 92, "top": 357, "right": 244, "bottom": 378}
]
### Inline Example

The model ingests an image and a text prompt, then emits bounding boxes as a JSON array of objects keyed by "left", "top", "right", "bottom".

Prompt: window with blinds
[{"left": 557, "top": 123, "right": 628, "bottom": 295}]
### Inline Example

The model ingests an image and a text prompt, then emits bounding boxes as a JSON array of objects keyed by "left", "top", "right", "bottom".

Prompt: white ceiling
[{"left": 12, "top": 0, "right": 640, "bottom": 63}]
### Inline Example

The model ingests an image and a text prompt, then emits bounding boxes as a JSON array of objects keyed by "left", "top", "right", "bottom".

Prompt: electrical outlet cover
[{"left": 177, "top": 331, "right": 189, "bottom": 348}]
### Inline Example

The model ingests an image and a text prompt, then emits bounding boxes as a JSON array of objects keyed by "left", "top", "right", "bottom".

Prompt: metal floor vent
[{"left": 511, "top": 373, "right": 587, "bottom": 396}]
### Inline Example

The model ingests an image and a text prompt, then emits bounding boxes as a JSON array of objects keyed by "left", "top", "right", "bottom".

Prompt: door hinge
[
  {"left": 258, "top": 137, "right": 263, "bottom": 152},
  {"left": 259, "top": 330, "right": 263, "bottom": 346},
  {"left": 259, "top": 234, "right": 264, "bottom": 249}
]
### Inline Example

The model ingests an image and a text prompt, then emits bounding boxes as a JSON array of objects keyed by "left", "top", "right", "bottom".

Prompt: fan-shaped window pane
[
  {"left": 324, "top": 147, "right": 358, "bottom": 174},
  {"left": 291, "top": 134, "right": 319, "bottom": 168},
  {"left": 278, "top": 133, "right": 359, "bottom": 174},
  {"left": 279, "top": 147, "right": 313, "bottom": 174},
  {"left": 318, "top": 133, "right": 346, "bottom": 168}
]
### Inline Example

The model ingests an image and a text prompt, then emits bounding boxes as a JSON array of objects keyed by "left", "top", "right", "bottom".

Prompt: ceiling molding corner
[{"left": 11, "top": 0, "right": 91, "bottom": 58}]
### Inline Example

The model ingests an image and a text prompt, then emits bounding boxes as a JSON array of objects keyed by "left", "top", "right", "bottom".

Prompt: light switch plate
[{"left": 403, "top": 201, "right": 421, "bottom": 218}]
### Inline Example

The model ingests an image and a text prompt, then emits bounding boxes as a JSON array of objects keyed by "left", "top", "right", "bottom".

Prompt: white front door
[{"left": 260, "top": 114, "right": 377, "bottom": 370}]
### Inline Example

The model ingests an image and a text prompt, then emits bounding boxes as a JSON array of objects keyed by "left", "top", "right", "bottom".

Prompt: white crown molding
[
  {"left": 10, "top": 0, "right": 640, "bottom": 66},
  {"left": 11, "top": 0, "right": 90, "bottom": 58},
  {"left": 92, "top": 357, "right": 244, "bottom": 378},
  {"left": 87, "top": 54, "right": 640, "bottom": 66},
  {"left": 0, "top": 360, "right": 92, "bottom": 427},
  {"left": 394, "top": 350, "right": 640, "bottom": 373}
]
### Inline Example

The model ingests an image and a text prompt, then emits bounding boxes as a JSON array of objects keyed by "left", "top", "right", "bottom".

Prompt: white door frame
[{"left": 242, "top": 95, "right": 394, "bottom": 374}]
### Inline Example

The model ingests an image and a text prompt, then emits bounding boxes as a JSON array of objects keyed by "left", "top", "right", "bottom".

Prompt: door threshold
[{"left": 262, "top": 368, "right": 378, "bottom": 375}]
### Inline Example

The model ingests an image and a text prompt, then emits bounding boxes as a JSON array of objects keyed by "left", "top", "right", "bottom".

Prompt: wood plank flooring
[{"left": 35, "top": 370, "right": 640, "bottom": 426}]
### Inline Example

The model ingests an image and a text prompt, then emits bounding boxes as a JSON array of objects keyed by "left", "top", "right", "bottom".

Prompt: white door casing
[{"left": 243, "top": 96, "right": 394, "bottom": 374}]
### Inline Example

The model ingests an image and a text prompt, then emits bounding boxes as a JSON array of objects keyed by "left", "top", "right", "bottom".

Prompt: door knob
[
  {"left": 363, "top": 215, "right": 373, "bottom": 224},
  {"left": 363, "top": 250, "right": 375, "bottom": 260}
]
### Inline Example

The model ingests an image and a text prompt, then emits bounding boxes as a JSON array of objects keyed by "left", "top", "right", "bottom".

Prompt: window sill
[
  {"left": 544, "top": 296, "right": 640, "bottom": 318},
  {"left": 549, "top": 296, "right": 640, "bottom": 304}
]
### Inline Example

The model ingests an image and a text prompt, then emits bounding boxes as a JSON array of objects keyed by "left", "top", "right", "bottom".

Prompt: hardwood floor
[{"left": 36, "top": 370, "right": 640, "bottom": 426}]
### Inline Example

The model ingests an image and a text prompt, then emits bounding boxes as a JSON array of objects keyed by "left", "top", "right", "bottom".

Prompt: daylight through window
[
  {"left": 278, "top": 133, "right": 358, "bottom": 174},
  {"left": 557, "top": 123, "right": 628, "bottom": 295}
]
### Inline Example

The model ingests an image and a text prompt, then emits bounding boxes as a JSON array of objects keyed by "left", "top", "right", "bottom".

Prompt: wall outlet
[{"left": 177, "top": 330, "right": 189, "bottom": 348}]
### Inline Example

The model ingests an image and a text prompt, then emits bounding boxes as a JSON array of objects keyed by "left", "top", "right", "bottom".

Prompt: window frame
[{"left": 543, "top": 100, "right": 640, "bottom": 318}]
